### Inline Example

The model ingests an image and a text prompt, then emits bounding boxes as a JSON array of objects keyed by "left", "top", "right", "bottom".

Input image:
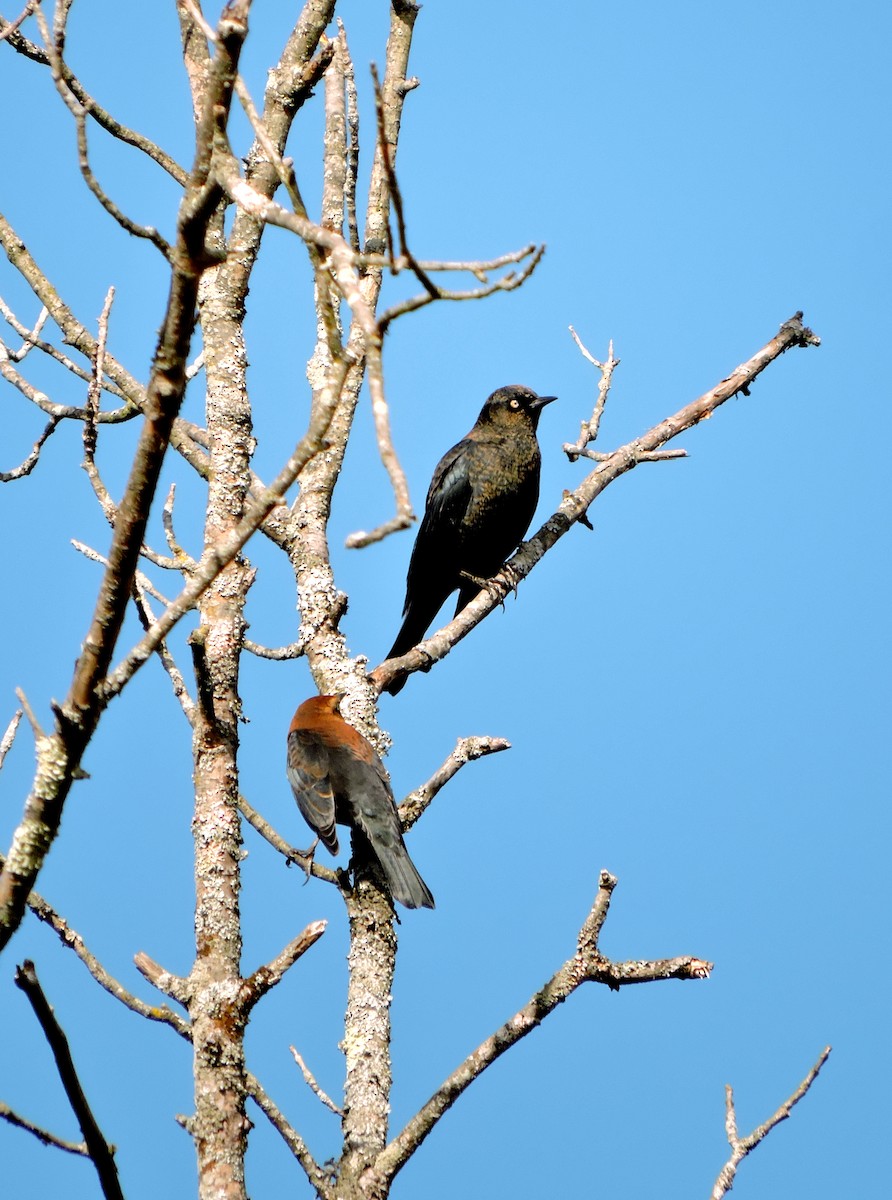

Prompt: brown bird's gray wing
[
  {"left": 342, "top": 755, "right": 435, "bottom": 910},
  {"left": 286, "top": 729, "right": 339, "bottom": 855}
]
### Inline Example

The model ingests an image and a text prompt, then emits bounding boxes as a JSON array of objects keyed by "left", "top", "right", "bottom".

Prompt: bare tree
[{"left": 0, "top": 4, "right": 826, "bottom": 1199}]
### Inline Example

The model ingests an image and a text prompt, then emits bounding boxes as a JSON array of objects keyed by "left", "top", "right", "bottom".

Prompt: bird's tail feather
[
  {"left": 378, "top": 844, "right": 435, "bottom": 910},
  {"left": 384, "top": 599, "right": 447, "bottom": 696}
]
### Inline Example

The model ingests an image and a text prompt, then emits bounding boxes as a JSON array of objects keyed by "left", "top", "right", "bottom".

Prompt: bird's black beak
[{"left": 531, "top": 394, "right": 557, "bottom": 410}]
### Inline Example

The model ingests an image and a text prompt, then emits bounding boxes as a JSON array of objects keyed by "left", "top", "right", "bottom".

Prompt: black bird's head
[{"left": 478, "top": 385, "right": 557, "bottom": 432}]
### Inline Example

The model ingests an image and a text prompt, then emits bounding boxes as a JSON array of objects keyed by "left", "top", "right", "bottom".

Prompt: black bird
[{"left": 384, "top": 384, "right": 556, "bottom": 693}]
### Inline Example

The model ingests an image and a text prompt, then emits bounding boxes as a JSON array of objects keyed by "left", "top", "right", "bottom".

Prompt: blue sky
[{"left": 0, "top": 1, "right": 888, "bottom": 1197}]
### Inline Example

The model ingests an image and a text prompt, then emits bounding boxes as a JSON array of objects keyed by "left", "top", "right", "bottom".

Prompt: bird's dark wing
[
  {"left": 424, "top": 438, "right": 475, "bottom": 525},
  {"left": 402, "top": 440, "right": 475, "bottom": 611},
  {"left": 385, "top": 440, "right": 476, "bottom": 675},
  {"left": 286, "top": 729, "right": 339, "bottom": 855}
]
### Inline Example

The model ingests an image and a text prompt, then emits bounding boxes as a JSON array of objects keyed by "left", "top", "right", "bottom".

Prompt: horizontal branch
[{"left": 372, "top": 312, "right": 821, "bottom": 694}]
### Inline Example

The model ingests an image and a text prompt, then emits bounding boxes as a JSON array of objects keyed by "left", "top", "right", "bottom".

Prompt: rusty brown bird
[{"left": 286, "top": 694, "right": 434, "bottom": 910}]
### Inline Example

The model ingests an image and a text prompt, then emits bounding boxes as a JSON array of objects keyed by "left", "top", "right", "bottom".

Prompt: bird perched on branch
[
  {"left": 384, "top": 384, "right": 556, "bottom": 693},
  {"left": 286, "top": 694, "right": 434, "bottom": 910}
]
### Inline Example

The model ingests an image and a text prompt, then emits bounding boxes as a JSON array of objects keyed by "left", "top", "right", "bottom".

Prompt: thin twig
[
  {"left": 34, "top": 9, "right": 172, "bottom": 258},
  {"left": 710, "top": 1046, "right": 832, "bottom": 1199},
  {"left": 290, "top": 1047, "right": 343, "bottom": 1116},
  {"left": 0, "top": 1100, "right": 89, "bottom": 1156},
  {"left": 237, "top": 795, "right": 341, "bottom": 887},
  {"left": 2, "top": 300, "right": 49, "bottom": 361},
  {"left": 14, "top": 687, "right": 45, "bottom": 739},
  {"left": 14, "top": 960, "right": 125, "bottom": 1200},
  {"left": 565, "top": 331, "right": 620, "bottom": 456},
  {"left": 376, "top": 243, "right": 545, "bottom": 330},
  {"left": 0, "top": 851, "right": 190, "bottom": 1037},
  {"left": 0, "top": 710, "right": 23, "bottom": 769},
  {"left": 0, "top": 0, "right": 40, "bottom": 45},
  {"left": 245, "top": 1072, "right": 333, "bottom": 1199},
  {"left": 399, "top": 735, "right": 512, "bottom": 830},
  {"left": 370, "top": 63, "right": 437, "bottom": 297},
  {"left": 0, "top": 14, "right": 186, "bottom": 182},
  {"left": 241, "top": 921, "right": 328, "bottom": 1011},
  {"left": 0, "top": 408, "right": 60, "bottom": 481}
]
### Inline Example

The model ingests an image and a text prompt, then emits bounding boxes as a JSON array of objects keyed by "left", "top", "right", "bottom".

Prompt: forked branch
[
  {"left": 370, "top": 870, "right": 711, "bottom": 1189},
  {"left": 710, "top": 1046, "right": 831, "bottom": 1199}
]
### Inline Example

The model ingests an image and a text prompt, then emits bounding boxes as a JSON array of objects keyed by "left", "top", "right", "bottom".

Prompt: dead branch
[
  {"left": 0, "top": 10, "right": 187, "bottom": 183},
  {"left": 291, "top": 1046, "right": 344, "bottom": 1116},
  {"left": 245, "top": 1071, "right": 333, "bottom": 1199},
  {"left": 376, "top": 242, "right": 545, "bottom": 330},
  {"left": 0, "top": 297, "right": 48, "bottom": 359},
  {"left": 0, "top": 408, "right": 60, "bottom": 481},
  {"left": 564, "top": 331, "right": 620, "bottom": 455},
  {"left": 237, "top": 794, "right": 342, "bottom": 887},
  {"left": 0, "top": 850, "right": 190, "bottom": 1038},
  {"left": 399, "top": 735, "right": 512, "bottom": 830},
  {"left": 14, "top": 959, "right": 125, "bottom": 1200},
  {"left": 241, "top": 921, "right": 328, "bottom": 1011},
  {"left": 34, "top": 8, "right": 172, "bottom": 258},
  {"left": 0, "top": 1100, "right": 88, "bottom": 1156},
  {"left": 370, "top": 870, "right": 711, "bottom": 1190},
  {"left": 133, "top": 951, "right": 191, "bottom": 1008},
  {"left": 0, "top": 0, "right": 252, "bottom": 954},
  {"left": 242, "top": 637, "right": 305, "bottom": 660},
  {"left": 99, "top": 396, "right": 340, "bottom": 703},
  {"left": 710, "top": 1046, "right": 832, "bottom": 1199},
  {"left": 0, "top": 709, "right": 22, "bottom": 768},
  {"left": 0, "top": 0, "right": 40, "bottom": 46}
]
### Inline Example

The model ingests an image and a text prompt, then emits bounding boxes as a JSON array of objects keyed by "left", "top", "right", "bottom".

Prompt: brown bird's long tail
[{"left": 374, "top": 839, "right": 435, "bottom": 909}]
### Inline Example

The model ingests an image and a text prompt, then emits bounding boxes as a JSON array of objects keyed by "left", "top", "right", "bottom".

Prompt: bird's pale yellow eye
[{"left": 508, "top": 398, "right": 521, "bottom": 410}]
